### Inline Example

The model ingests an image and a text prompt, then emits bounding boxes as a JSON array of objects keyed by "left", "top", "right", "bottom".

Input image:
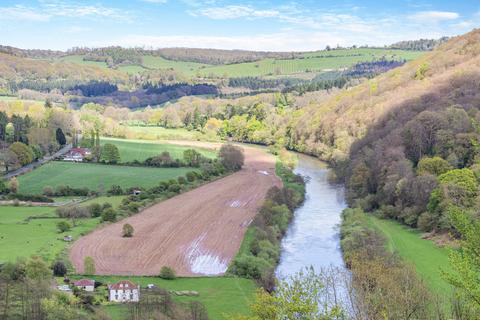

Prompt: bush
[
  {"left": 167, "top": 183, "right": 181, "bottom": 193},
  {"left": 219, "top": 144, "right": 244, "bottom": 171},
  {"left": 101, "top": 208, "right": 117, "bottom": 222},
  {"left": 88, "top": 203, "right": 103, "bottom": 218},
  {"left": 229, "top": 255, "right": 272, "bottom": 279},
  {"left": 42, "top": 186, "right": 55, "bottom": 197},
  {"left": 159, "top": 266, "right": 176, "bottom": 280},
  {"left": 52, "top": 261, "right": 67, "bottom": 277},
  {"left": 122, "top": 223, "right": 134, "bottom": 237},
  {"left": 186, "top": 171, "right": 197, "bottom": 182},
  {"left": 107, "top": 185, "right": 123, "bottom": 195},
  {"left": 177, "top": 176, "right": 187, "bottom": 185},
  {"left": 7, "top": 193, "right": 54, "bottom": 203},
  {"left": 56, "top": 221, "right": 71, "bottom": 233},
  {"left": 55, "top": 185, "right": 90, "bottom": 197},
  {"left": 83, "top": 256, "right": 95, "bottom": 275}
]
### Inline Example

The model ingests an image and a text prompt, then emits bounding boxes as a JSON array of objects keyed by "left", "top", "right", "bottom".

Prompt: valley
[{"left": 0, "top": 5, "right": 479, "bottom": 318}]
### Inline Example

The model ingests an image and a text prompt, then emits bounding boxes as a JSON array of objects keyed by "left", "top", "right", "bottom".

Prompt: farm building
[
  {"left": 108, "top": 280, "right": 140, "bottom": 302},
  {"left": 73, "top": 279, "right": 95, "bottom": 292},
  {"left": 63, "top": 148, "right": 91, "bottom": 162}
]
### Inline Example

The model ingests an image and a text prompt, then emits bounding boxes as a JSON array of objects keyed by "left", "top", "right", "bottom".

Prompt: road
[{"left": 3, "top": 144, "right": 72, "bottom": 180}]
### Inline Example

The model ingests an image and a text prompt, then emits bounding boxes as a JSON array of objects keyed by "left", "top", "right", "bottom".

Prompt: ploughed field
[{"left": 70, "top": 143, "right": 280, "bottom": 276}]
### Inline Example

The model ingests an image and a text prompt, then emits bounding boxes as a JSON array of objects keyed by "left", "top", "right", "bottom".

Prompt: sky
[{"left": 0, "top": 0, "right": 479, "bottom": 51}]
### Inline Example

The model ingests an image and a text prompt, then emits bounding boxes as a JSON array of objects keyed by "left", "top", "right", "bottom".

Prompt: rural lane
[
  {"left": 3, "top": 144, "right": 72, "bottom": 180},
  {"left": 70, "top": 142, "right": 281, "bottom": 276}
]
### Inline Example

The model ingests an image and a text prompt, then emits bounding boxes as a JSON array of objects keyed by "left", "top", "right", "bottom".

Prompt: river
[{"left": 276, "top": 154, "right": 347, "bottom": 278}]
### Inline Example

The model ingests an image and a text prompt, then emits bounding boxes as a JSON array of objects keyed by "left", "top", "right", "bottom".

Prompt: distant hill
[
  {"left": 389, "top": 37, "right": 449, "bottom": 51},
  {"left": 291, "top": 29, "right": 480, "bottom": 161}
]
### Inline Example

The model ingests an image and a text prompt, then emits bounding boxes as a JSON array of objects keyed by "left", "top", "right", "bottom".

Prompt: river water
[{"left": 276, "top": 154, "right": 347, "bottom": 278}]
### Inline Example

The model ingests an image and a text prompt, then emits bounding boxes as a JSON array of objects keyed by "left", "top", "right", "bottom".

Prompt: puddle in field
[{"left": 186, "top": 233, "right": 228, "bottom": 275}]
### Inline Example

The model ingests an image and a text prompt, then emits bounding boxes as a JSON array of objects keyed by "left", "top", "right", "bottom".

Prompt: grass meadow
[
  {"left": 69, "top": 275, "right": 256, "bottom": 320},
  {"left": 367, "top": 216, "right": 452, "bottom": 295},
  {"left": 101, "top": 137, "right": 216, "bottom": 162},
  {"left": 17, "top": 161, "right": 195, "bottom": 194},
  {"left": 0, "top": 206, "right": 96, "bottom": 263},
  {"left": 59, "top": 48, "right": 424, "bottom": 78},
  {"left": 0, "top": 195, "right": 125, "bottom": 263}
]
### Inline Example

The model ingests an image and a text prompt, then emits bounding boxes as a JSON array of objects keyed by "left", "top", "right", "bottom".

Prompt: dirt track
[{"left": 69, "top": 143, "right": 280, "bottom": 276}]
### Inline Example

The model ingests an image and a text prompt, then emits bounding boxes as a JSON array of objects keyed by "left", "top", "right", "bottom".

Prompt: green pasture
[
  {"left": 17, "top": 161, "right": 195, "bottom": 194},
  {"left": 101, "top": 137, "right": 216, "bottom": 162},
  {"left": 368, "top": 216, "right": 452, "bottom": 295},
  {"left": 70, "top": 275, "right": 256, "bottom": 320},
  {"left": 0, "top": 206, "right": 99, "bottom": 263}
]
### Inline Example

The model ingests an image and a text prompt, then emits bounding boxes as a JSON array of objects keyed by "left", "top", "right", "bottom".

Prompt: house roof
[
  {"left": 68, "top": 148, "right": 90, "bottom": 156},
  {"left": 74, "top": 279, "right": 95, "bottom": 287},
  {"left": 108, "top": 280, "right": 139, "bottom": 290}
]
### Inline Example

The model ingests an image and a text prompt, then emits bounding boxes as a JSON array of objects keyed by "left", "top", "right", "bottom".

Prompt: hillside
[
  {"left": 289, "top": 29, "right": 480, "bottom": 232},
  {"left": 290, "top": 29, "right": 480, "bottom": 162},
  {"left": 0, "top": 52, "right": 127, "bottom": 94}
]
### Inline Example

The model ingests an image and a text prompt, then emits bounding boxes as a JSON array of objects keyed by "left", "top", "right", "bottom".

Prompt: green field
[
  {"left": 126, "top": 126, "right": 216, "bottom": 141},
  {"left": 59, "top": 55, "right": 110, "bottom": 69},
  {"left": 0, "top": 206, "right": 100, "bottom": 263},
  {"left": 197, "top": 48, "right": 424, "bottom": 78},
  {"left": 59, "top": 48, "right": 424, "bottom": 78},
  {"left": 141, "top": 55, "right": 210, "bottom": 76},
  {"left": 70, "top": 275, "right": 255, "bottom": 320},
  {"left": 101, "top": 137, "right": 216, "bottom": 162},
  {"left": 18, "top": 161, "right": 195, "bottom": 194},
  {"left": 368, "top": 216, "right": 452, "bottom": 294}
]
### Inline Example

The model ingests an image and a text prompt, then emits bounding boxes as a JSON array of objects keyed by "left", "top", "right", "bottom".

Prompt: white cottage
[
  {"left": 108, "top": 280, "right": 140, "bottom": 302},
  {"left": 73, "top": 279, "right": 95, "bottom": 292}
]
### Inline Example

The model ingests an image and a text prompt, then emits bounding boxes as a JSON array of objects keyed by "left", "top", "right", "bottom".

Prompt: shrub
[
  {"left": 229, "top": 255, "right": 272, "bottom": 279},
  {"left": 122, "top": 223, "right": 134, "bottom": 237},
  {"left": 101, "top": 208, "right": 117, "bottom": 222},
  {"left": 7, "top": 193, "right": 54, "bottom": 203},
  {"left": 177, "top": 176, "right": 187, "bottom": 185},
  {"left": 83, "top": 257, "right": 95, "bottom": 275},
  {"left": 183, "top": 149, "right": 202, "bottom": 167},
  {"left": 42, "top": 186, "right": 54, "bottom": 197},
  {"left": 107, "top": 185, "right": 123, "bottom": 195},
  {"left": 219, "top": 144, "right": 244, "bottom": 171},
  {"left": 159, "top": 266, "right": 176, "bottom": 280},
  {"left": 56, "top": 221, "right": 71, "bottom": 233},
  {"left": 52, "top": 261, "right": 67, "bottom": 277},
  {"left": 9, "top": 177, "right": 18, "bottom": 193},
  {"left": 88, "top": 203, "right": 103, "bottom": 218},
  {"left": 167, "top": 183, "right": 181, "bottom": 193},
  {"left": 127, "top": 202, "right": 140, "bottom": 213},
  {"left": 186, "top": 171, "right": 196, "bottom": 182}
]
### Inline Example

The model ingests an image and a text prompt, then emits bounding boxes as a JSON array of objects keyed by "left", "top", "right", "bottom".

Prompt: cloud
[
  {"left": 196, "top": 5, "right": 279, "bottom": 20},
  {"left": 0, "top": 5, "right": 50, "bottom": 21},
  {"left": 409, "top": 11, "right": 460, "bottom": 22},
  {"left": 0, "top": 1, "right": 130, "bottom": 22}
]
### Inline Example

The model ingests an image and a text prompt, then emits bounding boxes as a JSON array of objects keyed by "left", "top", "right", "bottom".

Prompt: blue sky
[{"left": 0, "top": 0, "right": 479, "bottom": 51}]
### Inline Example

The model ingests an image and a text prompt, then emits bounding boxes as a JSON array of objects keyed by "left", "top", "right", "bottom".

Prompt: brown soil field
[{"left": 70, "top": 142, "right": 280, "bottom": 276}]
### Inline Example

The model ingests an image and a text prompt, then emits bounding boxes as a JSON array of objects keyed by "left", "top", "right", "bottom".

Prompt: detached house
[
  {"left": 73, "top": 279, "right": 95, "bottom": 292},
  {"left": 63, "top": 148, "right": 91, "bottom": 162},
  {"left": 108, "top": 280, "right": 140, "bottom": 302}
]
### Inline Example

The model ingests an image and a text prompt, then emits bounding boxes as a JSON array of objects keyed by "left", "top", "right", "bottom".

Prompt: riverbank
[{"left": 227, "top": 160, "right": 306, "bottom": 289}]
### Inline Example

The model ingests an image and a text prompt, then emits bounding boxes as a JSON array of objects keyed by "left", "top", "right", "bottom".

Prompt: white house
[
  {"left": 108, "top": 280, "right": 140, "bottom": 302},
  {"left": 73, "top": 279, "right": 95, "bottom": 292}
]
